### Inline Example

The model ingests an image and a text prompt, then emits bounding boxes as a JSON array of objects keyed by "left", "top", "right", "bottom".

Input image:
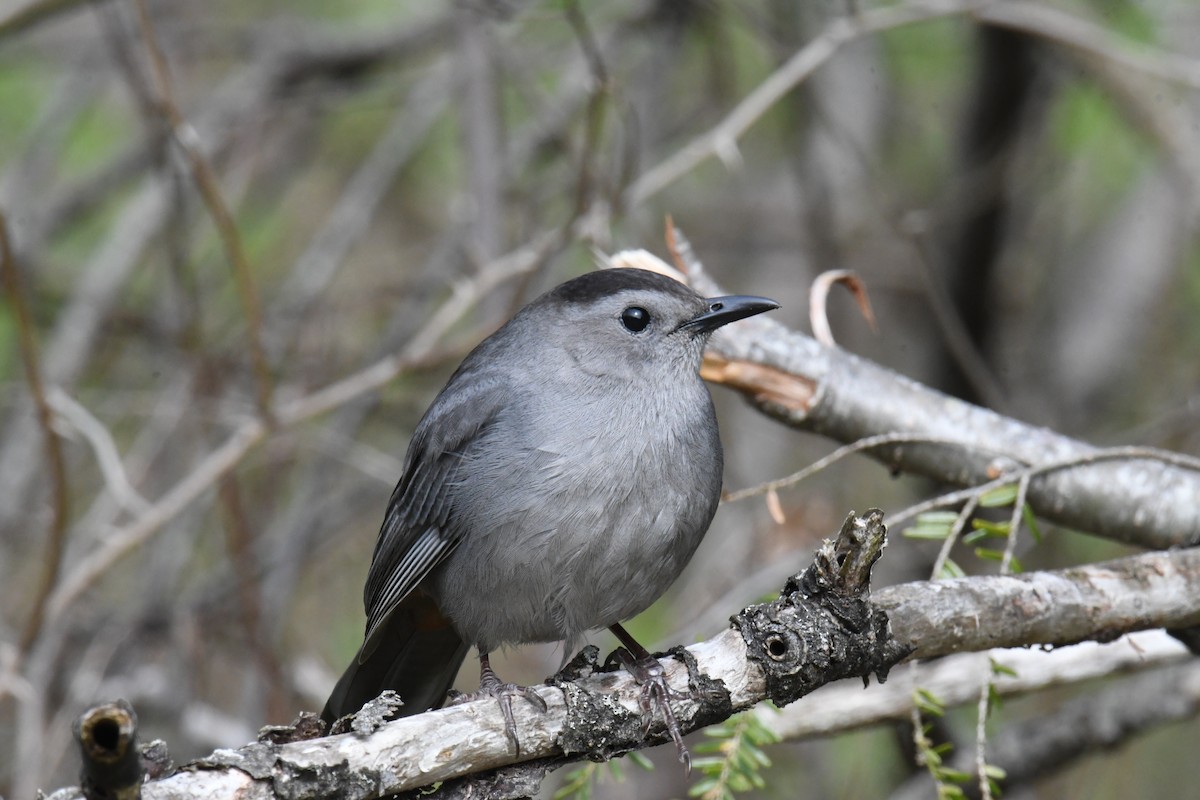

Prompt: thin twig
[
  {"left": 999, "top": 472, "right": 1030, "bottom": 575},
  {"left": 931, "top": 493, "right": 981, "bottom": 581},
  {"left": 722, "top": 432, "right": 1007, "bottom": 503},
  {"left": 45, "top": 388, "right": 152, "bottom": 515},
  {"left": 625, "top": 0, "right": 965, "bottom": 207},
  {"left": 973, "top": 470, "right": 1030, "bottom": 798},
  {"left": 975, "top": 1, "right": 1200, "bottom": 90},
  {"left": 132, "top": 0, "right": 275, "bottom": 421},
  {"left": 627, "top": 0, "right": 1200, "bottom": 213},
  {"left": 564, "top": 0, "right": 611, "bottom": 223},
  {"left": 0, "top": 0, "right": 91, "bottom": 39},
  {"left": 0, "top": 211, "right": 71, "bottom": 654},
  {"left": 887, "top": 445, "right": 1200, "bottom": 530}
]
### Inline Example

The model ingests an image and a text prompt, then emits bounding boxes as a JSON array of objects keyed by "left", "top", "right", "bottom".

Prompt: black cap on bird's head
[
  {"left": 550, "top": 267, "right": 701, "bottom": 306},
  {"left": 548, "top": 268, "right": 779, "bottom": 337}
]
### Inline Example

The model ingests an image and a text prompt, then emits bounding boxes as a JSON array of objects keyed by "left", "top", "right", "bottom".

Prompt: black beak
[{"left": 679, "top": 294, "right": 780, "bottom": 335}]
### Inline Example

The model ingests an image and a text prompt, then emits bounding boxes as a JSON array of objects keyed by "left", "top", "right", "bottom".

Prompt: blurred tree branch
[{"left": 657, "top": 234, "right": 1200, "bottom": 549}]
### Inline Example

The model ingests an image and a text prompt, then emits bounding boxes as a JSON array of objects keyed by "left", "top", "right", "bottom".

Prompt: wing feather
[{"left": 360, "top": 366, "right": 509, "bottom": 652}]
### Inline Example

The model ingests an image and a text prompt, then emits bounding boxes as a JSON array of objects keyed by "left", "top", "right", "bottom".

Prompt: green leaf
[
  {"left": 627, "top": 751, "right": 654, "bottom": 771},
  {"left": 987, "top": 684, "right": 1003, "bottom": 716},
  {"left": 974, "top": 547, "right": 1004, "bottom": 562},
  {"left": 932, "top": 741, "right": 955, "bottom": 757},
  {"left": 970, "top": 518, "right": 1010, "bottom": 536},
  {"left": 905, "top": 522, "right": 954, "bottom": 540},
  {"left": 990, "top": 659, "right": 1018, "bottom": 678},
  {"left": 554, "top": 763, "right": 597, "bottom": 800},
  {"left": 939, "top": 768, "right": 972, "bottom": 783},
  {"left": 979, "top": 484, "right": 1018, "bottom": 507},
  {"left": 939, "top": 558, "right": 966, "bottom": 579},
  {"left": 961, "top": 529, "right": 986, "bottom": 545}
]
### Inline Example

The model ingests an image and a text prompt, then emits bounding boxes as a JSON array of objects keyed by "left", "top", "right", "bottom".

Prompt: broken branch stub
[{"left": 732, "top": 509, "right": 912, "bottom": 705}]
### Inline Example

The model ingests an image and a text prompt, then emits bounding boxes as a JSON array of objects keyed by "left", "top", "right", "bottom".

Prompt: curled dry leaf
[{"left": 809, "top": 270, "right": 878, "bottom": 347}]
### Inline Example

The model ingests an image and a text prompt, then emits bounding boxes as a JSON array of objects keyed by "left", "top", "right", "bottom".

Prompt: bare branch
[
  {"left": 876, "top": 548, "right": 1200, "bottom": 656},
  {"left": 0, "top": 0, "right": 92, "bottom": 39},
  {"left": 0, "top": 211, "right": 71, "bottom": 654},
  {"left": 133, "top": 0, "right": 275, "bottom": 419},
  {"left": 668, "top": 232, "right": 1200, "bottom": 548},
  {"left": 625, "top": 0, "right": 966, "bottom": 207},
  {"left": 40, "top": 529, "right": 1200, "bottom": 800},
  {"left": 45, "top": 389, "right": 152, "bottom": 516},
  {"left": 757, "top": 630, "right": 1189, "bottom": 740}
]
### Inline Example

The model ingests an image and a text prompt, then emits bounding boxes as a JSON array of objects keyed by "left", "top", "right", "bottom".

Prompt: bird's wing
[{"left": 359, "top": 369, "right": 509, "bottom": 657}]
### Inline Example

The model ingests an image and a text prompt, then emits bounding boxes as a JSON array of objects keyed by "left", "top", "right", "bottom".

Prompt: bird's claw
[
  {"left": 449, "top": 662, "right": 547, "bottom": 756},
  {"left": 614, "top": 646, "right": 693, "bottom": 772}
]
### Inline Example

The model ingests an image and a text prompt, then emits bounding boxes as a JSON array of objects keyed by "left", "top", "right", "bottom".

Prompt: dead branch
[{"left": 41, "top": 518, "right": 1200, "bottom": 800}]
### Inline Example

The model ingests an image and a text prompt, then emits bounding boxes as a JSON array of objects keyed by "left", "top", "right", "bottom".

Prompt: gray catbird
[{"left": 322, "top": 267, "right": 778, "bottom": 754}]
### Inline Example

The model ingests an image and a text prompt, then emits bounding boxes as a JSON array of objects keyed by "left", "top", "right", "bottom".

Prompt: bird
[{"left": 322, "top": 266, "right": 778, "bottom": 756}]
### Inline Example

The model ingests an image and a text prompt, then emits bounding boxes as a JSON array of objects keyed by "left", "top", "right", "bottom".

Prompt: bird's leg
[
  {"left": 608, "top": 622, "right": 692, "bottom": 770},
  {"left": 447, "top": 651, "right": 548, "bottom": 756}
]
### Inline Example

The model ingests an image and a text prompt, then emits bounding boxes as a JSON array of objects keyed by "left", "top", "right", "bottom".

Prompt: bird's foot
[
  {"left": 613, "top": 646, "right": 692, "bottom": 772},
  {"left": 448, "top": 655, "right": 547, "bottom": 756}
]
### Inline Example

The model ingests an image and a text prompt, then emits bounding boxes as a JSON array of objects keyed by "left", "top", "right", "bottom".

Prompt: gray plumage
[{"left": 323, "top": 268, "right": 777, "bottom": 725}]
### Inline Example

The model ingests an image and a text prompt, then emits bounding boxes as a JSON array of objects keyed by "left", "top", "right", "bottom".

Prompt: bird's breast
[{"left": 428, "top": 379, "right": 723, "bottom": 651}]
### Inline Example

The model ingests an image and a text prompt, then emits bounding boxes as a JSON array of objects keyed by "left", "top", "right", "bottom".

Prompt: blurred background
[{"left": 1, "top": 0, "right": 1198, "bottom": 797}]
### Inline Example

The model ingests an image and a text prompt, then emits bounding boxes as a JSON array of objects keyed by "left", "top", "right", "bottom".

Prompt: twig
[
  {"left": 972, "top": 472, "right": 1029, "bottom": 800},
  {"left": 887, "top": 445, "right": 1200, "bottom": 530},
  {"left": 628, "top": 0, "right": 1200, "bottom": 210},
  {"left": 564, "top": 0, "right": 611, "bottom": 224},
  {"left": 45, "top": 388, "right": 152, "bottom": 516},
  {"left": 0, "top": 0, "right": 93, "bottom": 39},
  {"left": 132, "top": 0, "right": 275, "bottom": 420},
  {"left": 930, "top": 492, "right": 981, "bottom": 581},
  {"left": 454, "top": 3, "right": 505, "bottom": 263},
  {"left": 998, "top": 472, "right": 1029, "bottom": 575},
  {"left": 264, "top": 64, "right": 455, "bottom": 361},
  {"left": 723, "top": 432, "right": 1009, "bottom": 503},
  {"left": 73, "top": 700, "right": 141, "bottom": 800},
  {"left": 974, "top": 1, "right": 1200, "bottom": 90},
  {"left": 0, "top": 211, "right": 71, "bottom": 654},
  {"left": 625, "top": 0, "right": 965, "bottom": 206}
]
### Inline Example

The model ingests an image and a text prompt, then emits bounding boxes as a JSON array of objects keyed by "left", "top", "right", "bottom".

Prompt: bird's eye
[{"left": 620, "top": 306, "right": 651, "bottom": 333}]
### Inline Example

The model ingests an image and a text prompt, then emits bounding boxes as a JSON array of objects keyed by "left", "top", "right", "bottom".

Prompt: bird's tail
[{"left": 321, "top": 591, "right": 469, "bottom": 725}]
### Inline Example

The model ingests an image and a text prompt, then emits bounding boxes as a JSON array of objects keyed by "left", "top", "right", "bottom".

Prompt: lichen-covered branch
[
  {"left": 877, "top": 547, "right": 1200, "bottom": 655},
  {"left": 43, "top": 519, "right": 1200, "bottom": 800}
]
